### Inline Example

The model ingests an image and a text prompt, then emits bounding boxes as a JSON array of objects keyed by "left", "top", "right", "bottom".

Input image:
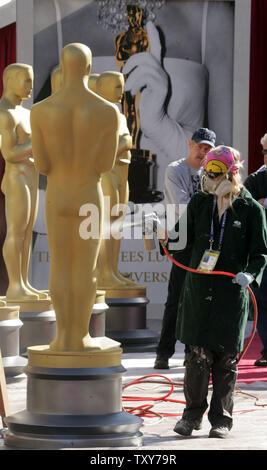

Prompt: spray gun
[{"left": 142, "top": 212, "right": 166, "bottom": 251}]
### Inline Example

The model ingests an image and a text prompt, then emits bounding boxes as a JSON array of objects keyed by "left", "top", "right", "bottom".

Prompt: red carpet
[{"left": 237, "top": 332, "right": 267, "bottom": 383}]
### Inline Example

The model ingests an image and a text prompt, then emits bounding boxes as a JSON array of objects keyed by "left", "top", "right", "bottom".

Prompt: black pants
[
  {"left": 182, "top": 346, "right": 238, "bottom": 428},
  {"left": 156, "top": 249, "right": 191, "bottom": 358}
]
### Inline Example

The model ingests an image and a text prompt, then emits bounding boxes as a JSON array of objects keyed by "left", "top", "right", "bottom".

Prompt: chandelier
[{"left": 96, "top": 0, "right": 166, "bottom": 34}]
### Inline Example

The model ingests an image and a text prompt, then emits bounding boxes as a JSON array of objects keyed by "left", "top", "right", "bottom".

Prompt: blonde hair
[{"left": 227, "top": 147, "right": 243, "bottom": 201}]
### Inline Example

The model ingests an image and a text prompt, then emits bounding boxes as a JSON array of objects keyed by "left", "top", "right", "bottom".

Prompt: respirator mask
[{"left": 201, "top": 171, "right": 233, "bottom": 197}]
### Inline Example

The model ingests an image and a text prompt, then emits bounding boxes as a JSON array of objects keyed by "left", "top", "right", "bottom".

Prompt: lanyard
[{"left": 209, "top": 196, "right": 228, "bottom": 250}]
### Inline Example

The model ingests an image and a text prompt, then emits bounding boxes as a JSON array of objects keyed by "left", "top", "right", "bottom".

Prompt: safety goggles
[{"left": 204, "top": 171, "right": 225, "bottom": 180}]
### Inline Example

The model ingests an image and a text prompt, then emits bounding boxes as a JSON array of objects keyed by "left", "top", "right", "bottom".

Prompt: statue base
[
  {"left": 4, "top": 341, "right": 143, "bottom": 449},
  {"left": 7, "top": 299, "right": 56, "bottom": 357},
  {"left": 0, "top": 305, "right": 27, "bottom": 378},
  {"left": 104, "top": 286, "right": 158, "bottom": 352}
]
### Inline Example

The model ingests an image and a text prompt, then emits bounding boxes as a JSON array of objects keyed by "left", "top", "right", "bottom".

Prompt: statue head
[
  {"left": 96, "top": 71, "right": 124, "bottom": 104},
  {"left": 60, "top": 43, "right": 92, "bottom": 83},
  {"left": 3, "top": 63, "right": 33, "bottom": 100},
  {"left": 127, "top": 5, "right": 143, "bottom": 28}
]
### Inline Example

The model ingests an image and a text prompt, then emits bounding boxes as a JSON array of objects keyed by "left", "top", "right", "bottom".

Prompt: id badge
[{"left": 197, "top": 250, "right": 220, "bottom": 273}]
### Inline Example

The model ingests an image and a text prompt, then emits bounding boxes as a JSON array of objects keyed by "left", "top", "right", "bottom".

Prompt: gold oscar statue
[
  {"left": 50, "top": 68, "right": 108, "bottom": 338},
  {"left": 30, "top": 43, "right": 120, "bottom": 353},
  {"left": 0, "top": 63, "right": 48, "bottom": 303},
  {"left": 93, "top": 71, "right": 137, "bottom": 290},
  {"left": 115, "top": 5, "right": 162, "bottom": 204},
  {"left": 115, "top": 5, "right": 149, "bottom": 149}
]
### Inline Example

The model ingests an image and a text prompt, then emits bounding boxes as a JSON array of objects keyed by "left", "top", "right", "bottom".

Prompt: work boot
[
  {"left": 154, "top": 355, "right": 169, "bottom": 369},
  {"left": 254, "top": 350, "right": 267, "bottom": 367},
  {"left": 209, "top": 426, "right": 230, "bottom": 439},
  {"left": 173, "top": 418, "right": 202, "bottom": 436}
]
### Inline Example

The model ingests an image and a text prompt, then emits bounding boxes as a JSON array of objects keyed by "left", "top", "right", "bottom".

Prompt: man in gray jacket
[{"left": 154, "top": 127, "right": 216, "bottom": 369}]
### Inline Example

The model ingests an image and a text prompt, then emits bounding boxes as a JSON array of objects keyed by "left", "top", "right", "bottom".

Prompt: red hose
[
  {"left": 160, "top": 241, "right": 258, "bottom": 363},
  {"left": 122, "top": 374, "right": 186, "bottom": 418}
]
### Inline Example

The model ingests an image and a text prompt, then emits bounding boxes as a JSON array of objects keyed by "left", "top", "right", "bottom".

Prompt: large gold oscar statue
[
  {"left": 50, "top": 68, "right": 108, "bottom": 340},
  {"left": 0, "top": 63, "right": 48, "bottom": 303},
  {"left": 92, "top": 71, "right": 137, "bottom": 291},
  {"left": 30, "top": 43, "right": 120, "bottom": 354}
]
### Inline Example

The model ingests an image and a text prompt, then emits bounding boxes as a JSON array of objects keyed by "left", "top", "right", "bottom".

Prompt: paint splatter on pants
[{"left": 182, "top": 345, "right": 238, "bottom": 428}]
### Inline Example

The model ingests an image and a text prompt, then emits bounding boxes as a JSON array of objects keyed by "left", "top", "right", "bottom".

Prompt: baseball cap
[
  {"left": 204, "top": 145, "right": 244, "bottom": 174},
  {"left": 191, "top": 128, "right": 216, "bottom": 148}
]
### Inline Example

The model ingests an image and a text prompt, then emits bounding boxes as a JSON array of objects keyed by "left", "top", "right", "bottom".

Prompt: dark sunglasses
[
  {"left": 262, "top": 149, "right": 267, "bottom": 155},
  {"left": 205, "top": 171, "right": 225, "bottom": 180}
]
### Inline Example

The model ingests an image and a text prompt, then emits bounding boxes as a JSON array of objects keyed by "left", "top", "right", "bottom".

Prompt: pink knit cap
[{"left": 204, "top": 146, "right": 243, "bottom": 174}]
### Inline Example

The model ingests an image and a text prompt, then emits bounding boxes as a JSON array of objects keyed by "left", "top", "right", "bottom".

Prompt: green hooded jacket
[{"left": 167, "top": 187, "right": 267, "bottom": 354}]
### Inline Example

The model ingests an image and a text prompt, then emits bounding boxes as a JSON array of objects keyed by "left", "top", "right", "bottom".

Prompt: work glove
[
  {"left": 233, "top": 272, "right": 254, "bottom": 288},
  {"left": 123, "top": 21, "right": 190, "bottom": 160}
]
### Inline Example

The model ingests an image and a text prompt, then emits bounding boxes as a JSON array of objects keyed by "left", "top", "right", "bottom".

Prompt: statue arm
[
  {"left": 30, "top": 107, "right": 51, "bottom": 175},
  {"left": 96, "top": 105, "right": 120, "bottom": 174},
  {"left": 115, "top": 33, "right": 125, "bottom": 61},
  {"left": 0, "top": 111, "right": 32, "bottom": 163},
  {"left": 116, "top": 114, "right": 132, "bottom": 157},
  {"left": 116, "top": 133, "right": 132, "bottom": 157}
]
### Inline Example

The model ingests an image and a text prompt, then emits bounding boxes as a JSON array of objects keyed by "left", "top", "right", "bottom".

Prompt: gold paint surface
[
  {"left": 28, "top": 342, "right": 122, "bottom": 368},
  {"left": 0, "top": 307, "right": 20, "bottom": 321},
  {"left": 7, "top": 299, "right": 53, "bottom": 313},
  {"left": 104, "top": 286, "right": 147, "bottom": 299}
]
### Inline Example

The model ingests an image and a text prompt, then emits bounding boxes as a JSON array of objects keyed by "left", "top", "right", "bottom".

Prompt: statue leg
[
  {"left": 21, "top": 169, "right": 49, "bottom": 299},
  {"left": 97, "top": 172, "right": 126, "bottom": 287},
  {"left": 3, "top": 174, "right": 39, "bottom": 301},
  {"left": 112, "top": 167, "right": 137, "bottom": 286},
  {"left": 48, "top": 208, "right": 101, "bottom": 352}
]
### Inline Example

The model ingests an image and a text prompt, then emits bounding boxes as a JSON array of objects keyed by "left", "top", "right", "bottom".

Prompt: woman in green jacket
[{"left": 170, "top": 146, "right": 267, "bottom": 439}]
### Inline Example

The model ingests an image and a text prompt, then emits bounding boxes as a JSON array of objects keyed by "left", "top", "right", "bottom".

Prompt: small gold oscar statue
[
  {"left": 115, "top": 5, "right": 162, "bottom": 203},
  {"left": 115, "top": 5, "right": 149, "bottom": 149}
]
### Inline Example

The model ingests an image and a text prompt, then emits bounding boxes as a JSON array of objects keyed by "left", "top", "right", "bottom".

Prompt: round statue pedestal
[
  {"left": 0, "top": 303, "right": 27, "bottom": 378},
  {"left": 7, "top": 299, "right": 56, "bottom": 357},
  {"left": 4, "top": 342, "right": 143, "bottom": 449},
  {"left": 105, "top": 286, "right": 158, "bottom": 352}
]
